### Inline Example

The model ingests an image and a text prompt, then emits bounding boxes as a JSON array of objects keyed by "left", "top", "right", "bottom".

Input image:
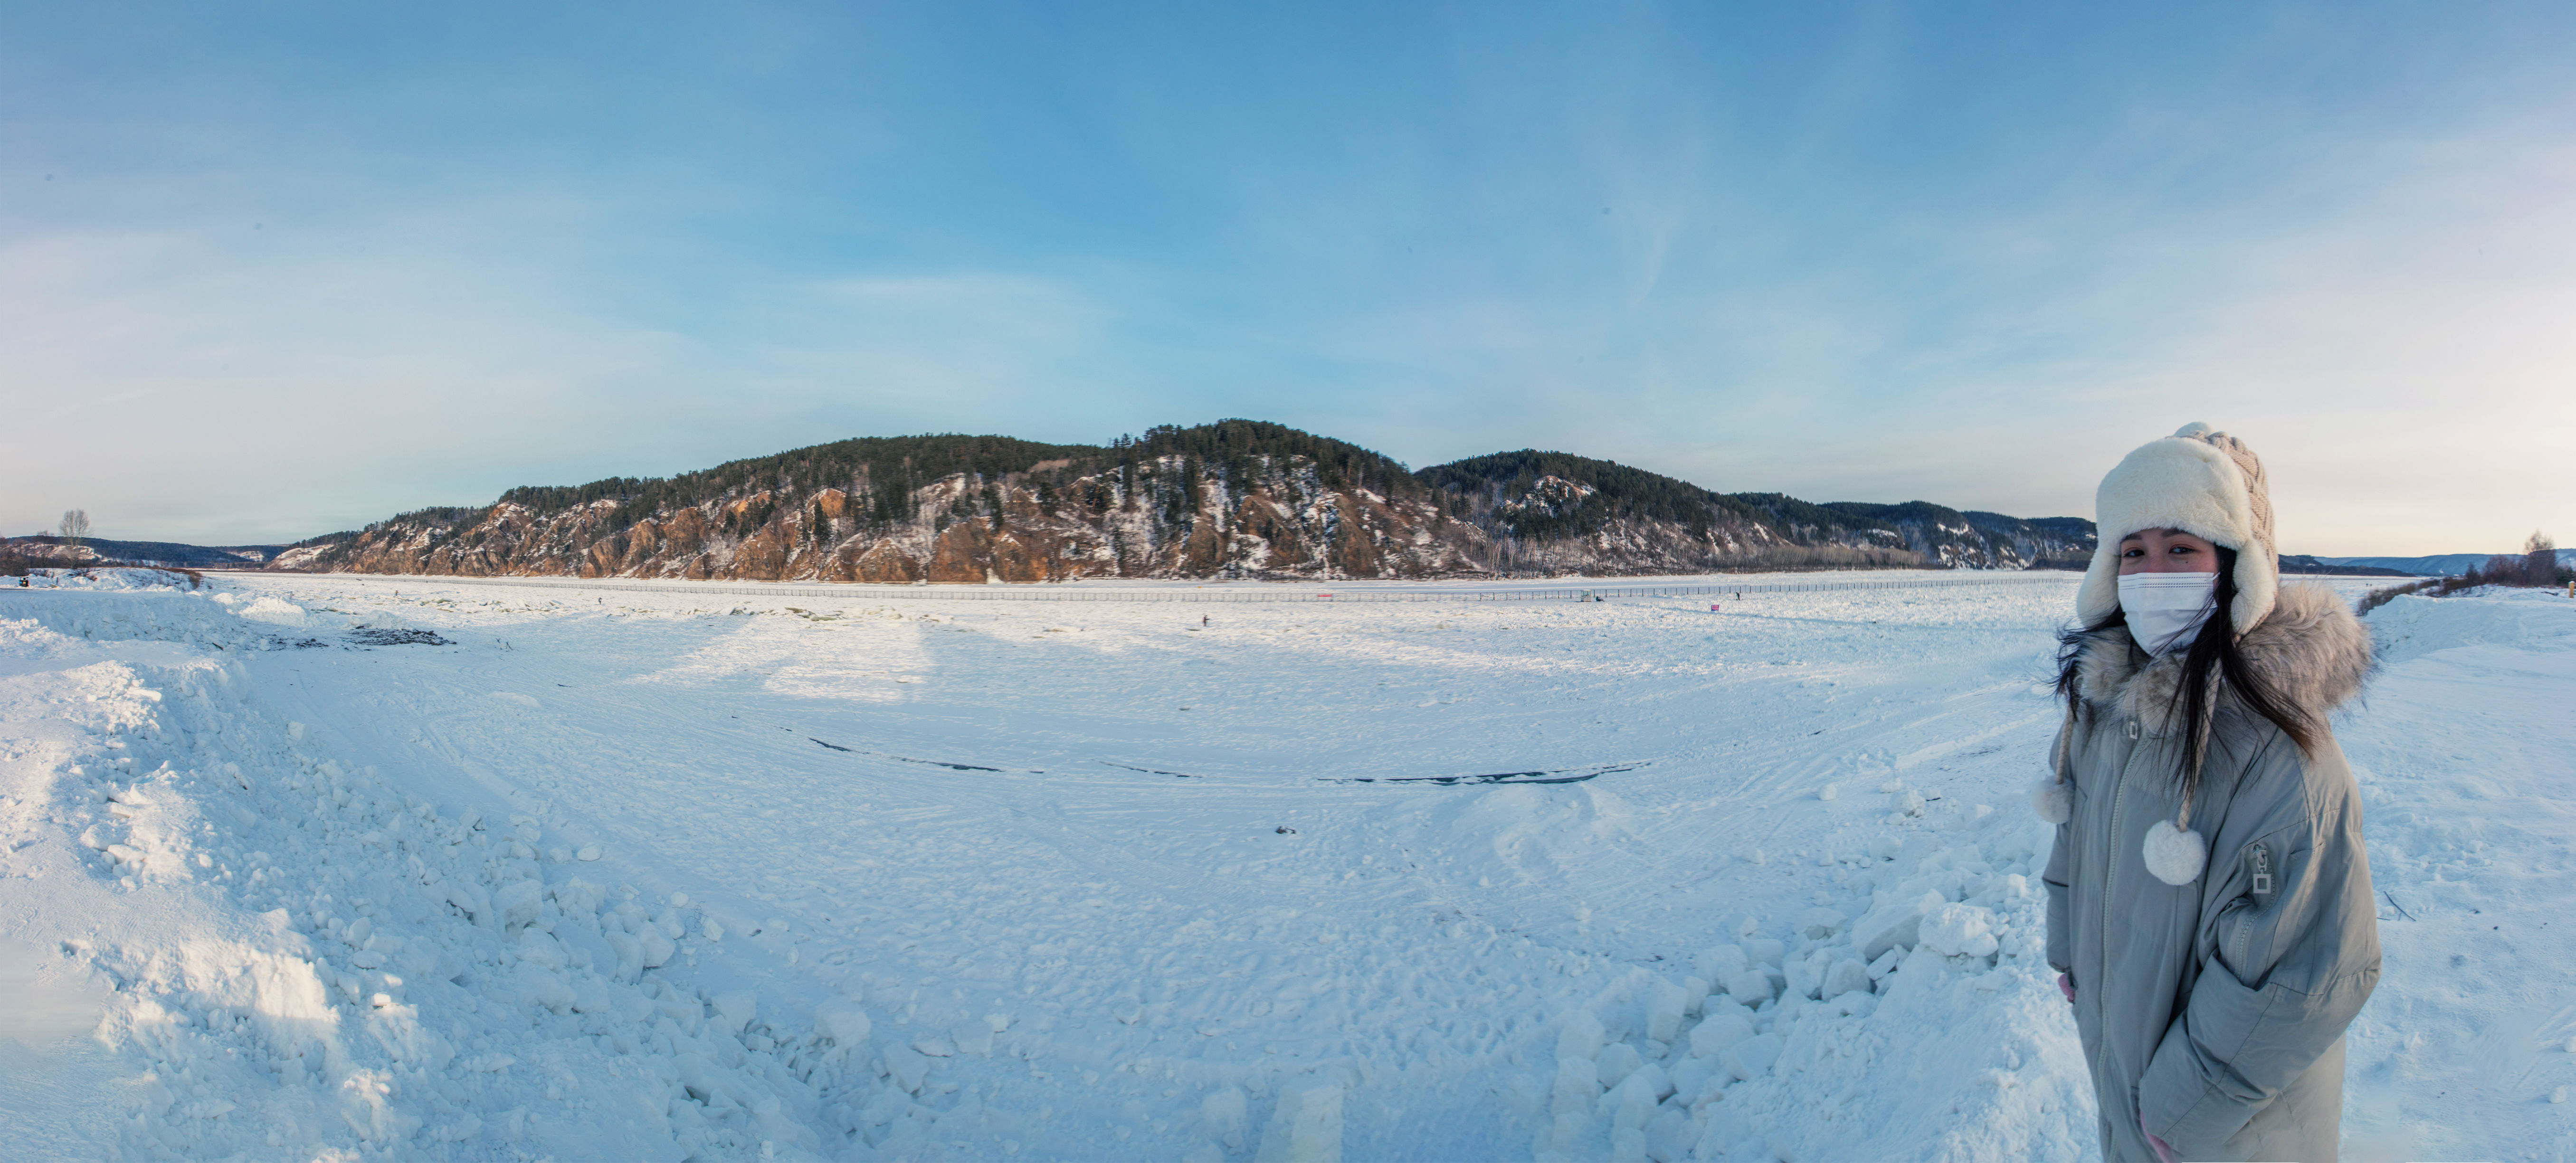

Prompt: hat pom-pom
[
  {"left": 2031, "top": 777, "right": 2072, "bottom": 825},
  {"left": 2142, "top": 819, "right": 2206, "bottom": 885}
]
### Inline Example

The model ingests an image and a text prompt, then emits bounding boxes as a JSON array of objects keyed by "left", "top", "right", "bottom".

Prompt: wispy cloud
[{"left": 5, "top": 2, "right": 2571, "bottom": 554}]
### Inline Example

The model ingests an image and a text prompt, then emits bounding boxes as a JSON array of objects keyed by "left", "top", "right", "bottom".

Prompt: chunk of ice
[
  {"left": 1693, "top": 945, "right": 1748, "bottom": 982},
  {"left": 635, "top": 923, "right": 675, "bottom": 969},
  {"left": 1721, "top": 1033, "right": 1784, "bottom": 1081},
  {"left": 1552, "top": 1056, "right": 1601, "bottom": 1117},
  {"left": 494, "top": 880, "right": 543, "bottom": 930},
  {"left": 1203, "top": 1087, "right": 1249, "bottom": 1149},
  {"left": 1556, "top": 1010, "right": 1606, "bottom": 1060},
  {"left": 816, "top": 999, "right": 872, "bottom": 1045},
  {"left": 883, "top": 1044, "right": 930, "bottom": 1093},
  {"left": 1644, "top": 977, "right": 1688, "bottom": 1043},
  {"left": 1596, "top": 1042, "right": 1643, "bottom": 1089},
  {"left": 1852, "top": 891, "right": 1944, "bottom": 962},
  {"left": 1919, "top": 903, "right": 2001, "bottom": 958},
  {"left": 712, "top": 991, "right": 757, "bottom": 1036},
  {"left": 1688, "top": 1012, "right": 1755, "bottom": 1059},
  {"left": 1254, "top": 1084, "right": 1344, "bottom": 1163}
]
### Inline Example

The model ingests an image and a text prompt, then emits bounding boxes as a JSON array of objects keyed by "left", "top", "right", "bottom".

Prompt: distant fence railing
[{"left": 310, "top": 572, "right": 2087, "bottom": 605}]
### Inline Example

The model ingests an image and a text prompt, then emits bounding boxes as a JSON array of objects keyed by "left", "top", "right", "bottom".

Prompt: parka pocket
[{"left": 2215, "top": 897, "right": 2258, "bottom": 985}]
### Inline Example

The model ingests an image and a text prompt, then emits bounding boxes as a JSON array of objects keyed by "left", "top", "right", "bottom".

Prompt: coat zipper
[{"left": 2098, "top": 715, "right": 2148, "bottom": 1014}]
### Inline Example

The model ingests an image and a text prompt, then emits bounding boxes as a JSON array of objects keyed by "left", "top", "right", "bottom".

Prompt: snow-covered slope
[
  {"left": 2337, "top": 588, "right": 2576, "bottom": 1159},
  {"left": 1, "top": 575, "right": 2565, "bottom": 1160},
  {"left": 13, "top": 567, "right": 208, "bottom": 591},
  {"left": 0, "top": 594, "right": 834, "bottom": 1160}
]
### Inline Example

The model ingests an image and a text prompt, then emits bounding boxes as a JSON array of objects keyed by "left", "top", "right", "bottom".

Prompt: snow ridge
[
  {"left": 1533, "top": 812, "right": 2093, "bottom": 1162},
  {"left": 0, "top": 599, "right": 981, "bottom": 1159}
]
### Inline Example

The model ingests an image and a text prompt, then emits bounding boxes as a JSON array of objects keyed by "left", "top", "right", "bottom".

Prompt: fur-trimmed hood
[
  {"left": 2072, "top": 580, "right": 2372, "bottom": 738},
  {"left": 2037, "top": 580, "right": 2374, "bottom": 886}
]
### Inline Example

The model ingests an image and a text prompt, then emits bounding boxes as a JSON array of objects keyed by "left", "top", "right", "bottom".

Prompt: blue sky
[{"left": 7, "top": 1, "right": 2572, "bottom": 554}]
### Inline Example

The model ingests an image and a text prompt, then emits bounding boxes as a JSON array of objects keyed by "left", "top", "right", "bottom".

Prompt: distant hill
[
  {"left": 1417, "top": 450, "right": 2095, "bottom": 573},
  {"left": 275, "top": 422, "right": 2101, "bottom": 583},
  {"left": 4, "top": 535, "right": 288, "bottom": 568},
  {"left": 2309, "top": 549, "right": 2576, "bottom": 577},
  {"left": 44, "top": 429, "right": 2536, "bottom": 586},
  {"left": 2279, "top": 555, "right": 2414, "bottom": 577}
]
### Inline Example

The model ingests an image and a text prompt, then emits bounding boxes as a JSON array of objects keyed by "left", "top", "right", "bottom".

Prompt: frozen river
[{"left": 2, "top": 569, "right": 2560, "bottom": 1161}]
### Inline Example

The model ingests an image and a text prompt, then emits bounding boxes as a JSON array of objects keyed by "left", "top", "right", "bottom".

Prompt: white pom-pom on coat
[
  {"left": 2142, "top": 819, "right": 2207, "bottom": 886},
  {"left": 2032, "top": 777, "right": 2072, "bottom": 825}
]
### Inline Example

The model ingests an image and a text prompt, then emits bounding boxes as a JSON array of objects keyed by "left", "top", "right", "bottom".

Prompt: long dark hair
[{"left": 2055, "top": 547, "right": 2319, "bottom": 803}]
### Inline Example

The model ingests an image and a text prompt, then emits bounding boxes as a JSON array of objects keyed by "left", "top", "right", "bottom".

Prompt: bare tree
[
  {"left": 2529, "top": 530, "right": 2557, "bottom": 588},
  {"left": 58, "top": 509, "right": 91, "bottom": 555}
]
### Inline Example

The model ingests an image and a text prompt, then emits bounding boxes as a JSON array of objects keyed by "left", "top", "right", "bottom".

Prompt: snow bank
[
  {"left": 0, "top": 597, "right": 992, "bottom": 1158},
  {"left": 4, "top": 591, "right": 277, "bottom": 653},
  {"left": 2362, "top": 587, "right": 2576, "bottom": 667},
  {"left": 1533, "top": 816, "right": 2091, "bottom": 1162},
  {"left": 2338, "top": 590, "right": 2576, "bottom": 1157},
  {"left": 231, "top": 595, "right": 310, "bottom": 627},
  {"left": 15, "top": 567, "right": 201, "bottom": 591}
]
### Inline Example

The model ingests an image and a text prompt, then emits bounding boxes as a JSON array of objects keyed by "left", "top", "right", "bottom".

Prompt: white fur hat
[{"left": 2076, "top": 423, "right": 2279, "bottom": 633}]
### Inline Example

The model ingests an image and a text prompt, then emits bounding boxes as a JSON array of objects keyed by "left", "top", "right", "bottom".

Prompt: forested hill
[
  {"left": 279, "top": 421, "right": 2095, "bottom": 582},
  {"left": 1419, "top": 450, "right": 2095, "bottom": 573},
  {"left": 3, "top": 535, "right": 291, "bottom": 568}
]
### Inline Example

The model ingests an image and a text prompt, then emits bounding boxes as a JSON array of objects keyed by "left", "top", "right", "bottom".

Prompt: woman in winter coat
[{"left": 2039, "top": 424, "right": 2380, "bottom": 1163}]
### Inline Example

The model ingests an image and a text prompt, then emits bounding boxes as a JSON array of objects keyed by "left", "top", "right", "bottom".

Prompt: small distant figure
[{"left": 1202, "top": 614, "right": 1209, "bottom": 627}]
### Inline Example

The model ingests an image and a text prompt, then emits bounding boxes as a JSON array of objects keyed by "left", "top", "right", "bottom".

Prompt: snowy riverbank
[{"left": 0, "top": 574, "right": 2565, "bottom": 1160}]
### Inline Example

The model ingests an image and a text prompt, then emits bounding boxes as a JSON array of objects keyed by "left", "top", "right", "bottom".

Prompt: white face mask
[{"left": 2118, "top": 571, "right": 2218, "bottom": 654}]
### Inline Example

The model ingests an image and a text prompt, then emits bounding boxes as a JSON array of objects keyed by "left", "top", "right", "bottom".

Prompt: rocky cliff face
[
  {"left": 295, "top": 454, "right": 1489, "bottom": 583},
  {"left": 283, "top": 423, "right": 2098, "bottom": 583}
]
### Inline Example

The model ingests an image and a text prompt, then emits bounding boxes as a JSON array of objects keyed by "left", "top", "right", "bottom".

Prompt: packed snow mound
[
  {"left": 2333, "top": 585, "right": 2576, "bottom": 1156},
  {"left": 0, "top": 602, "right": 954, "bottom": 1158},
  {"left": 15, "top": 567, "right": 200, "bottom": 591},
  {"left": 202, "top": 596, "right": 427, "bottom": 639},
  {"left": 1534, "top": 822, "right": 2091, "bottom": 1162},
  {"left": 2362, "top": 588, "right": 2576, "bottom": 667},
  {"left": 3, "top": 592, "right": 283, "bottom": 654},
  {"left": 232, "top": 596, "right": 310, "bottom": 627},
  {"left": 342, "top": 608, "right": 409, "bottom": 631}
]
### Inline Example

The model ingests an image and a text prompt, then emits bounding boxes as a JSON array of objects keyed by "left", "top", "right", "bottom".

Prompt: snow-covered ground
[{"left": 0, "top": 570, "right": 2564, "bottom": 1161}]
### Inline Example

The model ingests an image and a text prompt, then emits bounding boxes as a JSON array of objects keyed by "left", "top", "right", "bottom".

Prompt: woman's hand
[
  {"left": 2140, "top": 1113, "right": 2178, "bottom": 1163},
  {"left": 2058, "top": 973, "right": 2074, "bottom": 1003}
]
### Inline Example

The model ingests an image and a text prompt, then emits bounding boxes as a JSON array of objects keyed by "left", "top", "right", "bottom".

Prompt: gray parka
[{"left": 2043, "top": 582, "right": 2380, "bottom": 1162}]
